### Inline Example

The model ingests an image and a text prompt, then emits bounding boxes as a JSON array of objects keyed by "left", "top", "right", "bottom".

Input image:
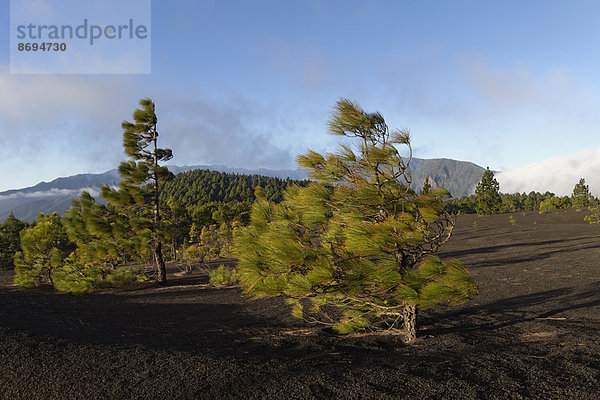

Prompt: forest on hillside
[{"left": 160, "top": 168, "right": 306, "bottom": 227}]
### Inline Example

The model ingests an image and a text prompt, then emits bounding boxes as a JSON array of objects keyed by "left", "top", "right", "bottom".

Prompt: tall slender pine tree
[{"left": 102, "top": 98, "right": 173, "bottom": 284}]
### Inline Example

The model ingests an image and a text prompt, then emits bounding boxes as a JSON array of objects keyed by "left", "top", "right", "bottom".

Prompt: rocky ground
[{"left": 1, "top": 208, "right": 599, "bottom": 399}]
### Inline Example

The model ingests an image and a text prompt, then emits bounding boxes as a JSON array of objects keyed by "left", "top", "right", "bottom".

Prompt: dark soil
[{"left": 1, "top": 209, "right": 599, "bottom": 399}]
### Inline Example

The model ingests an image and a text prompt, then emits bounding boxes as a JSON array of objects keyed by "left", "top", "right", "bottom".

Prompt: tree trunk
[
  {"left": 152, "top": 126, "right": 167, "bottom": 284},
  {"left": 402, "top": 303, "right": 418, "bottom": 344},
  {"left": 154, "top": 240, "right": 167, "bottom": 284}
]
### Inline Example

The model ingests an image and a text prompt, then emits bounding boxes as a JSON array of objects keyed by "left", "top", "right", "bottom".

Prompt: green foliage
[
  {"left": 161, "top": 197, "right": 191, "bottom": 261},
  {"left": 572, "top": 178, "right": 592, "bottom": 208},
  {"left": 235, "top": 99, "right": 477, "bottom": 339},
  {"left": 52, "top": 252, "right": 146, "bottom": 295},
  {"left": 585, "top": 200, "right": 600, "bottom": 224},
  {"left": 475, "top": 167, "right": 501, "bottom": 214},
  {"left": 160, "top": 169, "right": 307, "bottom": 226},
  {"left": 539, "top": 196, "right": 571, "bottom": 212},
  {"left": 421, "top": 177, "right": 432, "bottom": 194},
  {"left": 446, "top": 194, "right": 477, "bottom": 214},
  {"left": 63, "top": 191, "right": 139, "bottom": 268},
  {"left": 500, "top": 193, "right": 518, "bottom": 213},
  {"left": 51, "top": 263, "right": 94, "bottom": 295},
  {"left": 449, "top": 191, "right": 557, "bottom": 215},
  {"left": 209, "top": 264, "right": 240, "bottom": 286},
  {"left": 0, "top": 213, "right": 28, "bottom": 270},
  {"left": 14, "top": 213, "right": 73, "bottom": 288},
  {"left": 183, "top": 221, "right": 240, "bottom": 269},
  {"left": 509, "top": 215, "right": 516, "bottom": 225}
]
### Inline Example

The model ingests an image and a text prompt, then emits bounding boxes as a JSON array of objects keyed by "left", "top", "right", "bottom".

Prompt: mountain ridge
[{"left": 0, "top": 159, "right": 485, "bottom": 221}]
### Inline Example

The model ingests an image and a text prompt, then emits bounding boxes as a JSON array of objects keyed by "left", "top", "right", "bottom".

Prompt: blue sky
[{"left": 2, "top": 0, "right": 600, "bottom": 194}]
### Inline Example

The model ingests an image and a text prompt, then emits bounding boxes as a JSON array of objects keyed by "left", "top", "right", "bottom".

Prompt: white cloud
[
  {"left": 0, "top": 187, "right": 103, "bottom": 200},
  {"left": 160, "top": 96, "right": 296, "bottom": 170},
  {"left": 0, "top": 64, "right": 144, "bottom": 190},
  {"left": 0, "top": 66, "right": 305, "bottom": 190},
  {"left": 464, "top": 60, "right": 589, "bottom": 114},
  {"left": 496, "top": 147, "right": 600, "bottom": 196}
]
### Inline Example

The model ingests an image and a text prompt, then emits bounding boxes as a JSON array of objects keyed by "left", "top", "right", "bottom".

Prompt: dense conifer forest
[{"left": 160, "top": 169, "right": 308, "bottom": 226}]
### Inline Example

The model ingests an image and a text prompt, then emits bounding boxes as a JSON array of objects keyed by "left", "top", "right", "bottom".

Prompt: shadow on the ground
[
  {"left": 438, "top": 235, "right": 600, "bottom": 268},
  {"left": 421, "top": 281, "right": 600, "bottom": 337}
]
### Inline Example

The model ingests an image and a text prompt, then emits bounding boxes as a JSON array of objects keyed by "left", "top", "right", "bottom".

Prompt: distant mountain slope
[
  {"left": 0, "top": 159, "right": 485, "bottom": 221},
  {"left": 0, "top": 170, "right": 121, "bottom": 197},
  {"left": 168, "top": 165, "right": 310, "bottom": 181},
  {"left": 0, "top": 170, "right": 122, "bottom": 222},
  {"left": 0, "top": 196, "right": 75, "bottom": 222},
  {"left": 0, "top": 166, "right": 309, "bottom": 221},
  {"left": 407, "top": 158, "right": 486, "bottom": 198}
]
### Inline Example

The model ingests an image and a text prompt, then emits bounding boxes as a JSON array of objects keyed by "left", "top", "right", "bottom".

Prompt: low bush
[
  {"left": 209, "top": 264, "right": 240, "bottom": 286},
  {"left": 52, "top": 254, "right": 147, "bottom": 295}
]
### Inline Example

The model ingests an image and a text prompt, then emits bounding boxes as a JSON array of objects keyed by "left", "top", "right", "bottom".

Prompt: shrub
[
  {"left": 209, "top": 264, "right": 240, "bottom": 286},
  {"left": 51, "top": 252, "right": 146, "bottom": 295},
  {"left": 14, "top": 213, "right": 73, "bottom": 288},
  {"left": 539, "top": 196, "right": 571, "bottom": 212},
  {"left": 585, "top": 204, "right": 600, "bottom": 224}
]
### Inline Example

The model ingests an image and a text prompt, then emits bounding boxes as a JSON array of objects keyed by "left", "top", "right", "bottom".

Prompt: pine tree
[
  {"left": 475, "top": 167, "right": 501, "bottom": 214},
  {"left": 102, "top": 98, "right": 173, "bottom": 284},
  {"left": 572, "top": 178, "right": 591, "bottom": 208},
  {"left": 162, "top": 197, "right": 191, "bottom": 261},
  {"left": 14, "top": 213, "right": 73, "bottom": 288},
  {"left": 0, "top": 213, "right": 27, "bottom": 270},
  {"left": 63, "top": 191, "right": 136, "bottom": 268},
  {"left": 235, "top": 99, "right": 477, "bottom": 342},
  {"left": 422, "top": 177, "right": 432, "bottom": 194}
]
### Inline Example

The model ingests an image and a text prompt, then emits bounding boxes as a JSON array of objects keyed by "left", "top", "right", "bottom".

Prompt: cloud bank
[
  {"left": 496, "top": 147, "right": 600, "bottom": 196},
  {"left": 0, "top": 187, "right": 103, "bottom": 201},
  {"left": 0, "top": 65, "right": 303, "bottom": 191}
]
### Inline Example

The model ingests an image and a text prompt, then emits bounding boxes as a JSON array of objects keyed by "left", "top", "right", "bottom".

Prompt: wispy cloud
[
  {"left": 496, "top": 147, "right": 600, "bottom": 196},
  {"left": 464, "top": 60, "right": 591, "bottom": 116},
  {"left": 0, "top": 65, "right": 135, "bottom": 125},
  {"left": 0, "top": 63, "right": 307, "bottom": 190},
  {"left": 0, "top": 187, "right": 102, "bottom": 200},
  {"left": 159, "top": 95, "right": 297, "bottom": 170},
  {"left": 0, "top": 64, "right": 143, "bottom": 189}
]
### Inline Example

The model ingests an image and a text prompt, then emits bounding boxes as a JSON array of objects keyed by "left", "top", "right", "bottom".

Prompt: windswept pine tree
[
  {"left": 102, "top": 98, "right": 173, "bottom": 284},
  {"left": 235, "top": 99, "right": 477, "bottom": 342}
]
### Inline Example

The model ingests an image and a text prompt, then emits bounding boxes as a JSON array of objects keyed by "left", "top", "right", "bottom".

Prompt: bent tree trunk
[{"left": 402, "top": 303, "right": 418, "bottom": 344}]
